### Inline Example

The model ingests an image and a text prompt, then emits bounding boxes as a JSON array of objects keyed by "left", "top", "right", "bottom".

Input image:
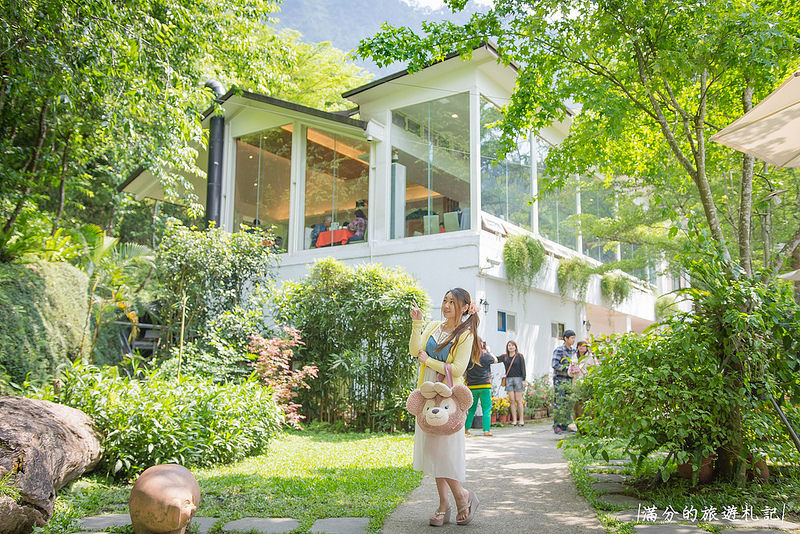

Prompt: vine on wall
[
  {"left": 600, "top": 273, "right": 632, "bottom": 306},
  {"left": 503, "top": 234, "right": 547, "bottom": 297},
  {"left": 556, "top": 257, "right": 594, "bottom": 301}
]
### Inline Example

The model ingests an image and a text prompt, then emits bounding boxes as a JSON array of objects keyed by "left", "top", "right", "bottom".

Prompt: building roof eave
[{"left": 201, "top": 89, "right": 367, "bottom": 130}]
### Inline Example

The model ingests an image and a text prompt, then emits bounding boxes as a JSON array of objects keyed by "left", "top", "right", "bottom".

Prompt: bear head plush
[{"left": 406, "top": 381, "right": 473, "bottom": 435}]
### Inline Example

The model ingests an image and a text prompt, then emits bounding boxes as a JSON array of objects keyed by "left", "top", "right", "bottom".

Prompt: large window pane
[
  {"left": 234, "top": 125, "right": 293, "bottom": 249},
  {"left": 480, "top": 97, "right": 533, "bottom": 230},
  {"left": 304, "top": 128, "right": 370, "bottom": 249},
  {"left": 390, "top": 93, "right": 470, "bottom": 238},
  {"left": 536, "top": 138, "right": 578, "bottom": 249}
]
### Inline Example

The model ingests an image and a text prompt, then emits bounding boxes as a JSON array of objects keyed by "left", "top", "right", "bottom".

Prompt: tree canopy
[
  {"left": 0, "top": 0, "right": 371, "bottom": 252},
  {"left": 357, "top": 0, "right": 800, "bottom": 277}
]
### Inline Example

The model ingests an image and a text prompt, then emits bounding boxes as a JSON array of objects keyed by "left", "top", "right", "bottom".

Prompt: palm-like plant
[{"left": 76, "top": 224, "right": 154, "bottom": 361}]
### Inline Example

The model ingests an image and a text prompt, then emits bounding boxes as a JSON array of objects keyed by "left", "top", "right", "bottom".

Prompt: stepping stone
[
  {"left": 610, "top": 508, "right": 642, "bottom": 522},
  {"left": 591, "top": 481, "right": 627, "bottom": 494},
  {"left": 190, "top": 517, "right": 219, "bottom": 534},
  {"left": 587, "top": 464, "right": 628, "bottom": 472},
  {"left": 310, "top": 517, "right": 371, "bottom": 534},
  {"left": 634, "top": 525, "right": 705, "bottom": 533},
  {"left": 720, "top": 518, "right": 799, "bottom": 530},
  {"left": 590, "top": 473, "right": 628, "bottom": 483},
  {"left": 78, "top": 514, "right": 131, "bottom": 530},
  {"left": 720, "top": 530, "right": 789, "bottom": 534},
  {"left": 599, "top": 495, "right": 644, "bottom": 508},
  {"left": 222, "top": 518, "right": 299, "bottom": 533},
  {"left": 607, "top": 459, "right": 628, "bottom": 465}
]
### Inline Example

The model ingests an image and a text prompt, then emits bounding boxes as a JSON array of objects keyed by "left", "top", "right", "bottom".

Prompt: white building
[{"left": 122, "top": 44, "right": 668, "bottom": 379}]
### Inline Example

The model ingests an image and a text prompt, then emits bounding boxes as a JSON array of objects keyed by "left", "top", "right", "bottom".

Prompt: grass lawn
[
  {"left": 45, "top": 429, "right": 420, "bottom": 534},
  {"left": 561, "top": 435, "right": 800, "bottom": 533}
]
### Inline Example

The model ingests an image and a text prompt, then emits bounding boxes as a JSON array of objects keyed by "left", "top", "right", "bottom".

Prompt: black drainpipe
[{"left": 204, "top": 80, "right": 226, "bottom": 228}]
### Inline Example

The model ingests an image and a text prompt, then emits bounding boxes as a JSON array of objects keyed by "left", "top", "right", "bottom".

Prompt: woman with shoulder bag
[
  {"left": 498, "top": 341, "right": 527, "bottom": 426},
  {"left": 409, "top": 288, "right": 481, "bottom": 527}
]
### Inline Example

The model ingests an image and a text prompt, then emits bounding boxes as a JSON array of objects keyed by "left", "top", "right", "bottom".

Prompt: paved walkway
[{"left": 381, "top": 420, "right": 605, "bottom": 533}]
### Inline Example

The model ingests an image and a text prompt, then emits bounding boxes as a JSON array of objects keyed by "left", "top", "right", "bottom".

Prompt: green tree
[
  {"left": 0, "top": 1, "right": 372, "bottom": 255},
  {"left": 274, "top": 258, "right": 429, "bottom": 432},
  {"left": 357, "top": 0, "right": 800, "bottom": 481}
]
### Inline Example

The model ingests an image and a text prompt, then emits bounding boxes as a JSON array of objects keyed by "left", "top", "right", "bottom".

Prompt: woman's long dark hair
[{"left": 435, "top": 287, "right": 482, "bottom": 366}]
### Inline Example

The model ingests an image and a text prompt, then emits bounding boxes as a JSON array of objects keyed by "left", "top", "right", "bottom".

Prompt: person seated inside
[
  {"left": 311, "top": 216, "right": 332, "bottom": 247},
  {"left": 347, "top": 209, "right": 367, "bottom": 242}
]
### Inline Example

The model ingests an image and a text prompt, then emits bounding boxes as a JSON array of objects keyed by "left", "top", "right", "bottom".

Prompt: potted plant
[{"left": 492, "top": 397, "right": 510, "bottom": 423}]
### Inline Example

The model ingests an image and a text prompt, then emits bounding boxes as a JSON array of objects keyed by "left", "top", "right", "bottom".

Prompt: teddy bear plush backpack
[{"left": 406, "top": 364, "right": 473, "bottom": 435}]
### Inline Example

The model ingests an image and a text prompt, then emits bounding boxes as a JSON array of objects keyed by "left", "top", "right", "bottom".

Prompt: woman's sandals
[
  {"left": 429, "top": 507, "right": 451, "bottom": 527},
  {"left": 456, "top": 490, "right": 479, "bottom": 525}
]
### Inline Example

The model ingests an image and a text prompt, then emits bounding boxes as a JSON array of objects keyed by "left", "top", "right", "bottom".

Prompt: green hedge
[
  {"left": 29, "top": 361, "right": 284, "bottom": 479},
  {"left": 0, "top": 261, "right": 87, "bottom": 386}
]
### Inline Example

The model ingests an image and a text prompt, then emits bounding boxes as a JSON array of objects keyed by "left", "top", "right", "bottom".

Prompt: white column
[{"left": 470, "top": 87, "right": 480, "bottom": 232}]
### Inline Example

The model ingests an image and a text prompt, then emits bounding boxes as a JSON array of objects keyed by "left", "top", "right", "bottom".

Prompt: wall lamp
[{"left": 479, "top": 298, "right": 490, "bottom": 314}]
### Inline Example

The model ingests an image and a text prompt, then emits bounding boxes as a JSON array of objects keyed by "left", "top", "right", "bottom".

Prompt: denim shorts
[{"left": 505, "top": 376, "right": 524, "bottom": 392}]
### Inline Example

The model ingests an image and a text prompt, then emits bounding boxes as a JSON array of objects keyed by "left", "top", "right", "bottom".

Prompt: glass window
[
  {"left": 497, "top": 311, "right": 507, "bottom": 332},
  {"left": 537, "top": 138, "right": 578, "bottom": 250},
  {"left": 304, "top": 128, "right": 370, "bottom": 249},
  {"left": 480, "top": 97, "right": 533, "bottom": 230},
  {"left": 551, "top": 322, "right": 565, "bottom": 338},
  {"left": 581, "top": 187, "right": 617, "bottom": 263},
  {"left": 390, "top": 93, "right": 471, "bottom": 239},
  {"left": 621, "top": 244, "right": 656, "bottom": 284},
  {"left": 234, "top": 125, "right": 293, "bottom": 250}
]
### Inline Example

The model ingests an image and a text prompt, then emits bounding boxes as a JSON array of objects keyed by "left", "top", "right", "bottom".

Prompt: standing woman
[
  {"left": 499, "top": 341, "right": 527, "bottom": 426},
  {"left": 409, "top": 288, "right": 481, "bottom": 526}
]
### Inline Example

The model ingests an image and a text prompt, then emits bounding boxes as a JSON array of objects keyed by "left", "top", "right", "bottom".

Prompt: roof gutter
[{"left": 204, "top": 80, "right": 226, "bottom": 228}]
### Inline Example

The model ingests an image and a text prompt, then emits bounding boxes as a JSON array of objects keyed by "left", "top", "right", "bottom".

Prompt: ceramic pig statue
[{"left": 129, "top": 464, "right": 201, "bottom": 534}]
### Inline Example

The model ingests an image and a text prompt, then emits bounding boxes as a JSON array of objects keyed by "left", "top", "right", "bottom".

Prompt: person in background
[
  {"left": 498, "top": 341, "right": 527, "bottom": 426},
  {"left": 409, "top": 289, "right": 481, "bottom": 526},
  {"left": 551, "top": 329, "right": 577, "bottom": 434},
  {"left": 347, "top": 209, "right": 367, "bottom": 241},
  {"left": 311, "top": 216, "right": 332, "bottom": 247},
  {"left": 465, "top": 340, "right": 498, "bottom": 436},
  {"left": 568, "top": 340, "right": 598, "bottom": 431}
]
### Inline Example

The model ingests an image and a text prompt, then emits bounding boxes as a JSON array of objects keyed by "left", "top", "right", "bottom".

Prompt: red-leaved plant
[{"left": 249, "top": 326, "right": 318, "bottom": 428}]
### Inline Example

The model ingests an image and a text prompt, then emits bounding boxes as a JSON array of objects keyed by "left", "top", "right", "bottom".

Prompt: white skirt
[{"left": 412, "top": 367, "right": 466, "bottom": 482}]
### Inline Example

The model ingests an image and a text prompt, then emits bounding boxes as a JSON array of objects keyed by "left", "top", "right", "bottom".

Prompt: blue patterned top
[{"left": 426, "top": 335, "right": 453, "bottom": 362}]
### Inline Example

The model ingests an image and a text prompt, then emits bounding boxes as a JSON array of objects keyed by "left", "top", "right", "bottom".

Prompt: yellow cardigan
[{"left": 409, "top": 319, "right": 474, "bottom": 388}]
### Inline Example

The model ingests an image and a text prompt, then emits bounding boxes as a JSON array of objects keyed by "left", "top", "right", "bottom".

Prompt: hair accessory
[{"left": 466, "top": 302, "right": 479, "bottom": 315}]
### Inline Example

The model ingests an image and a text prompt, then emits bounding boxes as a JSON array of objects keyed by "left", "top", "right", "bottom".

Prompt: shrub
[
  {"left": 155, "top": 222, "right": 278, "bottom": 352},
  {"left": 275, "top": 258, "right": 429, "bottom": 431},
  {"left": 161, "top": 294, "right": 277, "bottom": 383},
  {"left": 27, "top": 360, "right": 283, "bottom": 480},
  {"left": 0, "top": 261, "right": 87, "bottom": 385},
  {"left": 250, "top": 327, "right": 318, "bottom": 428}
]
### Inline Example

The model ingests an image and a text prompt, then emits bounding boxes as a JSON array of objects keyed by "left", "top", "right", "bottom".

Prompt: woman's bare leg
[
  {"left": 444, "top": 478, "right": 471, "bottom": 522},
  {"left": 509, "top": 391, "right": 518, "bottom": 424},
  {"left": 434, "top": 478, "right": 450, "bottom": 513}
]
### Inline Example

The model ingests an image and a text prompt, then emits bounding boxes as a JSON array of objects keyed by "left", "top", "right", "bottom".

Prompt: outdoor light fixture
[
  {"left": 479, "top": 298, "right": 490, "bottom": 313},
  {"left": 583, "top": 319, "right": 592, "bottom": 332}
]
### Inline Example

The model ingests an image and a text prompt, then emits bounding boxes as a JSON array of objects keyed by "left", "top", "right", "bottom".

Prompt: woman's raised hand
[{"left": 410, "top": 301, "right": 423, "bottom": 320}]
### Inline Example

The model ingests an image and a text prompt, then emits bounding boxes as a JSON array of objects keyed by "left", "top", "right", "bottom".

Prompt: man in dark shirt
[{"left": 552, "top": 329, "right": 577, "bottom": 434}]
